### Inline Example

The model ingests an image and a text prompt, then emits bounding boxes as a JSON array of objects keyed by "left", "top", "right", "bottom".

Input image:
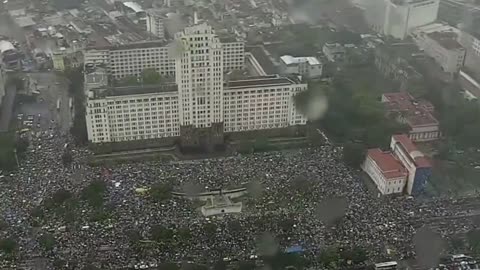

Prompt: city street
[{"left": 16, "top": 72, "right": 73, "bottom": 134}]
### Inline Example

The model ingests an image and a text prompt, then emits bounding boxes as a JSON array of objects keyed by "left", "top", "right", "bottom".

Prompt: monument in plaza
[{"left": 173, "top": 187, "right": 247, "bottom": 217}]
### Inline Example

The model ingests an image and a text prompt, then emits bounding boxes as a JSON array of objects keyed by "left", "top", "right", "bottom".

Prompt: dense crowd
[{"left": 0, "top": 129, "right": 479, "bottom": 269}]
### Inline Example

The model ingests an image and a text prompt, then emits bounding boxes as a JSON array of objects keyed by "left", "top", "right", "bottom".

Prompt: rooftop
[
  {"left": 427, "top": 32, "right": 463, "bottom": 50},
  {"left": 246, "top": 46, "right": 278, "bottom": 75},
  {"left": 226, "top": 75, "right": 299, "bottom": 89},
  {"left": 367, "top": 149, "right": 408, "bottom": 179},
  {"left": 280, "top": 55, "right": 321, "bottom": 66},
  {"left": 382, "top": 92, "right": 439, "bottom": 127},
  {"left": 91, "top": 83, "right": 177, "bottom": 98},
  {"left": 86, "top": 40, "right": 167, "bottom": 51},
  {"left": 392, "top": 134, "right": 431, "bottom": 168}
]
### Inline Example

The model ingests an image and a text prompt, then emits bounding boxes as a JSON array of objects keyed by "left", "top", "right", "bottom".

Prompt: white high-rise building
[
  {"left": 85, "top": 24, "right": 307, "bottom": 144},
  {"left": 174, "top": 23, "right": 224, "bottom": 128},
  {"left": 84, "top": 40, "right": 245, "bottom": 80},
  {"left": 146, "top": 9, "right": 165, "bottom": 39},
  {"left": 366, "top": 0, "right": 440, "bottom": 39}
]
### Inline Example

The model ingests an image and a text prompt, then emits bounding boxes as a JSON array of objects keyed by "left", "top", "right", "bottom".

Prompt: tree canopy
[
  {"left": 0, "top": 238, "right": 17, "bottom": 254},
  {"left": 81, "top": 180, "right": 107, "bottom": 208}
]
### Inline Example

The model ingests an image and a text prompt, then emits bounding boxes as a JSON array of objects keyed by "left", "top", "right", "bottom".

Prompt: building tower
[
  {"left": 146, "top": 9, "right": 166, "bottom": 39},
  {"left": 174, "top": 23, "right": 224, "bottom": 148}
]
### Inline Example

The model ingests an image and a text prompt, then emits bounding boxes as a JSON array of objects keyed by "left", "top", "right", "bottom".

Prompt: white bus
[
  {"left": 56, "top": 99, "right": 61, "bottom": 110},
  {"left": 375, "top": 261, "right": 398, "bottom": 270}
]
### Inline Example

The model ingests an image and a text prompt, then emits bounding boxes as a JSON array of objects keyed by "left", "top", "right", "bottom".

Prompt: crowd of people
[{"left": 0, "top": 129, "right": 479, "bottom": 269}]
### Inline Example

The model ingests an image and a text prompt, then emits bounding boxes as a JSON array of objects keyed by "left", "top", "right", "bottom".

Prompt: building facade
[
  {"left": 390, "top": 134, "right": 431, "bottom": 195},
  {"left": 224, "top": 76, "right": 307, "bottom": 132},
  {"left": 459, "top": 29, "right": 480, "bottom": 78},
  {"left": 86, "top": 84, "right": 179, "bottom": 143},
  {"left": 367, "top": 0, "right": 440, "bottom": 39},
  {"left": 438, "top": 0, "right": 480, "bottom": 34},
  {"left": 174, "top": 23, "right": 224, "bottom": 130},
  {"left": 85, "top": 24, "right": 307, "bottom": 144},
  {"left": 84, "top": 40, "right": 245, "bottom": 80},
  {"left": 279, "top": 55, "right": 323, "bottom": 78},
  {"left": 412, "top": 28, "right": 465, "bottom": 73},
  {"left": 146, "top": 9, "right": 165, "bottom": 39},
  {"left": 362, "top": 148, "right": 408, "bottom": 195},
  {"left": 382, "top": 92, "right": 440, "bottom": 142},
  {"left": 362, "top": 134, "right": 431, "bottom": 196},
  {"left": 86, "top": 75, "right": 307, "bottom": 143}
]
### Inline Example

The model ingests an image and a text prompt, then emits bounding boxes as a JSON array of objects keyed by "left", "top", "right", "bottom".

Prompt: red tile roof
[
  {"left": 392, "top": 134, "right": 432, "bottom": 168},
  {"left": 367, "top": 149, "right": 408, "bottom": 180},
  {"left": 382, "top": 92, "right": 439, "bottom": 128}
]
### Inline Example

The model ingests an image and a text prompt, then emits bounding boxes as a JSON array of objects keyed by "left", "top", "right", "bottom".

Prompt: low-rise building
[
  {"left": 374, "top": 44, "right": 423, "bottom": 90},
  {"left": 279, "top": 55, "right": 323, "bottom": 78},
  {"left": 322, "top": 43, "right": 346, "bottom": 62},
  {"left": 362, "top": 148, "right": 408, "bottom": 195},
  {"left": 390, "top": 134, "right": 432, "bottom": 195},
  {"left": 412, "top": 26, "right": 465, "bottom": 73},
  {"left": 382, "top": 92, "right": 440, "bottom": 142},
  {"left": 363, "top": 134, "right": 432, "bottom": 196},
  {"left": 52, "top": 52, "right": 65, "bottom": 71}
]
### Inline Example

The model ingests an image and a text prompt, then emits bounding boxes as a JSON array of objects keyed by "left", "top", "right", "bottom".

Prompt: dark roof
[
  {"left": 92, "top": 83, "right": 177, "bottom": 98},
  {"left": 86, "top": 40, "right": 168, "bottom": 51},
  {"left": 226, "top": 76, "right": 295, "bottom": 89},
  {"left": 246, "top": 45, "right": 277, "bottom": 74},
  {"left": 427, "top": 32, "right": 463, "bottom": 50}
]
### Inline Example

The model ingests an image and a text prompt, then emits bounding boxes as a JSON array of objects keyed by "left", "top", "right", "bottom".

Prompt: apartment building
[
  {"left": 84, "top": 39, "right": 245, "bottom": 80},
  {"left": 86, "top": 75, "right": 307, "bottom": 143},
  {"left": 174, "top": 23, "right": 224, "bottom": 128},
  {"left": 84, "top": 42, "right": 175, "bottom": 79},
  {"left": 86, "top": 84, "right": 179, "bottom": 143},
  {"left": 412, "top": 24, "right": 465, "bottom": 73},
  {"left": 224, "top": 76, "right": 307, "bottom": 133},
  {"left": 85, "top": 23, "right": 306, "bottom": 144},
  {"left": 145, "top": 9, "right": 165, "bottom": 39},
  {"left": 366, "top": 0, "right": 440, "bottom": 39},
  {"left": 459, "top": 28, "right": 480, "bottom": 78},
  {"left": 362, "top": 148, "right": 408, "bottom": 195},
  {"left": 438, "top": 0, "right": 480, "bottom": 34},
  {"left": 382, "top": 92, "right": 440, "bottom": 142}
]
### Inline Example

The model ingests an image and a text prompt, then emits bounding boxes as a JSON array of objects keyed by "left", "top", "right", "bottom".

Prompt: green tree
[
  {"left": 150, "top": 225, "right": 174, "bottom": 242},
  {"left": 118, "top": 75, "right": 139, "bottom": 86},
  {"left": 81, "top": 180, "right": 107, "bottom": 208},
  {"left": 318, "top": 247, "right": 340, "bottom": 269},
  {"left": 0, "top": 132, "right": 18, "bottom": 171},
  {"left": 204, "top": 223, "right": 217, "bottom": 236},
  {"left": 467, "top": 229, "right": 480, "bottom": 254},
  {"left": 48, "top": 188, "right": 73, "bottom": 207},
  {"left": 141, "top": 68, "right": 162, "bottom": 84},
  {"left": 177, "top": 227, "right": 192, "bottom": 240},
  {"left": 15, "top": 137, "right": 29, "bottom": 155},
  {"left": 342, "top": 143, "right": 366, "bottom": 168},
  {"left": 149, "top": 182, "right": 172, "bottom": 201},
  {"left": 0, "top": 218, "right": 7, "bottom": 231},
  {"left": 82, "top": 264, "right": 99, "bottom": 270},
  {"left": 253, "top": 137, "right": 272, "bottom": 152},
  {"left": 66, "top": 66, "right": 88, "bottom": 144},
  {"left": 38, "top": 233, "right": 56, "bottom": 251},
  {"left": 62, "top": 151, "right": 73, "bottom": 166},
  {"left": 0, "top": 238, "right": 17, "bottom": 254}
]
